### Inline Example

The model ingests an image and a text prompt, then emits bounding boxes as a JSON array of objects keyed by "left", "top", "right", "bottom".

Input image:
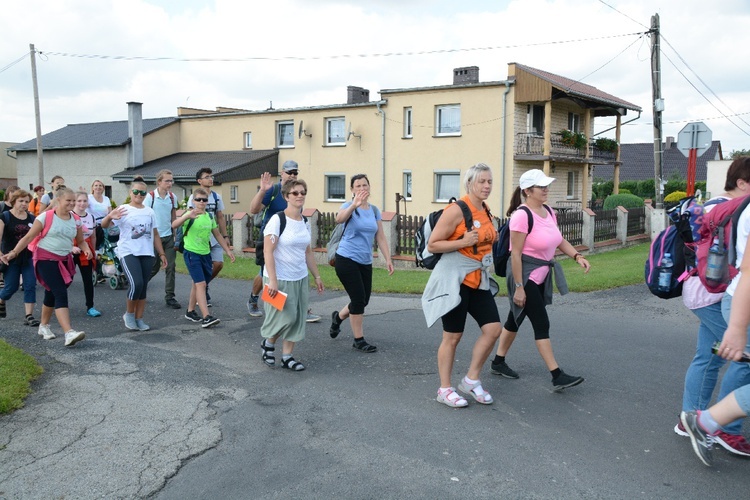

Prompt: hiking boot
[
  {"left": 123, "top": 313, "right": 139, "bottom": 331},
  {"left": 201, "top": 315, "right": 221, "bottom": 328},
  {"left": 714, "top": 431, "right": 750, "bottom": 457},
  {"left": 552, "top": 370, "right": 584, "bottom": 392},
  {"left": 681, "top": 411, "right": 714, "bottom": 466},
  {"left": 64, "top": 330, "right": 85, "bottom": 347},
  {"left": 247, "top": 297, "right": 263, "bottom": 317},
  {"left": 674, "top": 419, "right": 689, "bottom": 437},
  {"left": 166, "top": 298, "right": 181, "bottom": 309},
  {"left": 491, "top": 360, "right": 519, "bottom": 379},
  {"left": 184, "top": 310, "right": 202, "bottom": 323},
  {"left": 38, "top": 324, "right": 56, "bottom": 340},
  {"left": 306, "top": 309, "right": 321, "bottom": 323}
]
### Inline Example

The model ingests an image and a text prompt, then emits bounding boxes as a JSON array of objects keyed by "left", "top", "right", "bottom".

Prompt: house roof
[
  {"left": 513, "top": 63, "right": 641, "bottom": 112},
  {"left": 593, "top": 140, "right": 723, "bottom": 181},
  {"left": 111, "top": 150, "right": 279, "bottom": 185},
  {"left": 8, "top": 117, "right": 178, "bottom": 151}
]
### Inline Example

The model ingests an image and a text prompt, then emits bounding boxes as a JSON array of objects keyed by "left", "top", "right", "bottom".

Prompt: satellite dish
[
  {"left": 298, "top": 120, "right": 311, "bottom": 139},
  {"left": 347, "top": 122, "right": 360, "bottom": 141}
]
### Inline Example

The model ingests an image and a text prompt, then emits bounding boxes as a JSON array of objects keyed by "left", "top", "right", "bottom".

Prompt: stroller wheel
[
  {"left": 109, "top": 276, "right": 119, "bottom": 290},
  {"left": 92, "top": 272, "right": 98, "bottom": 287},
  {"left": 118, "top": 275, "right": 128, "bottom": 289}
]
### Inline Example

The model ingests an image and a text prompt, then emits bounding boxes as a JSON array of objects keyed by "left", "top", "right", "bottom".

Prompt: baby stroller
[{"left": 95, "top": 228, "right": 128, "bottom": 290}]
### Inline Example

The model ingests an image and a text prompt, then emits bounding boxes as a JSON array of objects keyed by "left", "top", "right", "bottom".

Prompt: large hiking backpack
[
  {"left": 694, "top": 194, "right": 750, "bottom": 293},
  {"left": 493, "top": 204, "right": 553, "bottom": 277},
  {"left": 415, "top": 200, "right": 473, "bottom": 269}
]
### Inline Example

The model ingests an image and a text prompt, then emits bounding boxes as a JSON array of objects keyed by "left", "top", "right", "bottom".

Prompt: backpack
[
  {"left": 148, "top": 190, "right": 176, "bottom": 209},
  {"left": 254, "top": 210, "right": 309, "bottom": 266},
  {"left": 694, "top": 194, "right": 750, "bottom": 293},
  {"left": 644, "top": 196, "right": 703, "bottom": 299},
  {"left": 175, "top": 212, "right": 214, "bottom": 253},
  {"left": 415, "top": 199, "right": 484, "bottom": 270},
  {"left": 28, "top": 210, "right": 80, "bottom": 253},
  {"left": 253, "top": 184, "right": 281, "bottom": 229},
  {"left": 326, "top": 206, "right": 381, "bottom": 267},
  {"left": 493, "top": 204, "right": 553, "bottom": 277}
]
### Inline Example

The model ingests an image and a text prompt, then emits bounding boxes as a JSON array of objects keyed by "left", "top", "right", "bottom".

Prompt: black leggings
[
  {"left": 334, "top": 255, "right": 372, "bottom": 315},
  {"left": 121, "top": 254, "right": 156, "bottom": 301},
  {"left": 74, "top": 255, "right": 95, "bottom": 309},
  {"left": 504, "top": 280, "right": 550, "bottom": 340},
  {"left": 441, "top": 284, "right": 501, "bottom": 334},
  {"left": 36, "top": 260, "right": 71, "bottom": 309}
]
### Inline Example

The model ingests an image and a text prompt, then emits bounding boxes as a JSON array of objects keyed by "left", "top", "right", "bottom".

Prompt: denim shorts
[{"left": 184, "top": 250, "right": 213, "bottom": 284}]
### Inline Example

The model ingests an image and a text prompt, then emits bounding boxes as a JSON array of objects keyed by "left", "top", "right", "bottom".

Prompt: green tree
[{"left": 728, "top": 149, "right": 750, "bottom": 159}]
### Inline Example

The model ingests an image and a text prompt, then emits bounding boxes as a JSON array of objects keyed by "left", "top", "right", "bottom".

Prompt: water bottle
[
  {"left": 657, "top": 253, "right": 673, "bottom": 292},
  {"left": 706, "top": 237, "right": 727, "bottom": 284}
]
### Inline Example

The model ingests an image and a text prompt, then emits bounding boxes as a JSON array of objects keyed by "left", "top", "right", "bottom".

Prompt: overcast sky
[{"left": 2, "top": 0, "right": 749, "bottom": 154}]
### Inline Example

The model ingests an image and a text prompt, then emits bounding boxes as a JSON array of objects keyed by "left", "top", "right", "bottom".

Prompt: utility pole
[
  {"left": 650, "top": 15, "right": 663, "bottom": 208},
  {"left": 30, "top": 43, "right": 44, "bottom": 186}
]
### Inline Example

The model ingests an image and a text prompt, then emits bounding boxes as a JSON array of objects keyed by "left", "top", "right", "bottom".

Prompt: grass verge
[{"left": 0, "top": 339, "right": 43, "bottom": 414}]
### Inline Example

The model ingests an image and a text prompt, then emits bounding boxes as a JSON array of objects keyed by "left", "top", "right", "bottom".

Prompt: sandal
[
  {"left": 281, "top": 356, "right": 305, "bottom": 371},
  {"left": 458, "top": 379, "right": 493, "bottom": 405},
  {"left": 0, "top": 301, "right": 5, "bottom": 319},
  {"left": 437, "top": 388, "right": 468, "bottom": 408},
  {"left": 353, "top": 338, "right": 377, "bottom": 353},
  {"left": 261, "top": 340, "right": 275, "bottom": 367},
  {"left": 24, "top": 314, "right": 40, "bottom": 327},
  {"left": 329, "top": 311, "right": 341, "bottom": 339}
]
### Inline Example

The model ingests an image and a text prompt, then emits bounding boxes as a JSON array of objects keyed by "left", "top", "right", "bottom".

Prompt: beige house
[
  {"left": 8, "top": 63, "right": 640, "bottom": 217},
  {"left": 0, "top": 141, "right": 18, "bottom": 190}
]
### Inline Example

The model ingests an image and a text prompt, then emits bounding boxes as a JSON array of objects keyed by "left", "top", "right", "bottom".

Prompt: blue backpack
[{"left": 493, "top": 205, "right": 552, "bottom": 277}]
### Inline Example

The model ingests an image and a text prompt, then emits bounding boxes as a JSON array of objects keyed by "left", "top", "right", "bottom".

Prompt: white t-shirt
[
  {"left": 87, "top": 194, "right": 111, "bottom": 223},
  {"left": 727, "top": 204, "right": 750, "bottom": 296},
  {"left": 262, "top": 214, "right": 311, "bottom": 281},
  {"left": 112, "top": 205, "right": 157, "bottom": 258},
  {"left": 36, "top": 211, "right": 81, "bottom": 256}
]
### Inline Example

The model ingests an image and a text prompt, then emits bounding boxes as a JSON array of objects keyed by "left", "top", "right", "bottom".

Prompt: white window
[
  {"left": 567, "top": 171, "right": 579, "bottom": 199},
  {"left": 435, "top": 104, "right": 461, "bottom": 136},
  {"left": 403, "top": 171, "right": 412, "bottom": 200},
  {"left": 527, "top": 105, "right": 545, "bottom": 135},
  {"left": 568, "top": 112, "right": 580, "bottom": 133},
  {"left": 434, "top": 171, "right": 460, "bottom": 202},
  {"left": 276, "top": 120, "right": 294, "bottom": 148},
  {"left": 244, "top": 132, "right": 252, "bottom": 149},
  {"left": 230, "top": 185, "right": 239, "bottom": 203},
  {"left": 403, "top": 107, "right": 413, "bottom": 138},
  {"left": 326, "top": 117, "right": 346, "bottom": 146},
  {"left": 325, "top": 174, "right": 346, "bottom": 202}
]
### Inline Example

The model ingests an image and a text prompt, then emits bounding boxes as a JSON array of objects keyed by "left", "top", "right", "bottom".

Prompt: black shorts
[{"left": 441, "top": 284, "right": 500, "bottom": 334}]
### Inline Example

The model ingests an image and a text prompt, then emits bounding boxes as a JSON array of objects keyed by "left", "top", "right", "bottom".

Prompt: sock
[
  {"left": 697, "top": 410, "right": 721, "bottom": 435},
  {"left": 550, "top": 368, "right": 562, "bottom": 379},
  {"left": 438, "top": 387, "right": 452, "bottom": 394},
  {"left": 250, "top": 294, "right": 258, "bottom": 303},
  {"left": 463, "top": 376, "right": 486, "bottom": 396},
  {"left": 263, "top": 339, "right": 275, "bottom": 348},
  {"left": 282, "top": 354, "right": 292, "bottom": 362},
  {"left": 493, "top": 355, "right": 506, "bottom": 365}
]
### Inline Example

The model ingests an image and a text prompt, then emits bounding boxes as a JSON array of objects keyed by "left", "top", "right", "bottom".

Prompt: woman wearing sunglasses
[
  {"left": 260, "top": 179, "right": 324, "bottom": 371},
  {"left": 101, "top": 177, "right": 167, "bottom": 331}
]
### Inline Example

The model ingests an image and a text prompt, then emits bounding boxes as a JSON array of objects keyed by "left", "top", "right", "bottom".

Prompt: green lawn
[{"left": 0, "top": 339, "right": 43, "bottom": 415}]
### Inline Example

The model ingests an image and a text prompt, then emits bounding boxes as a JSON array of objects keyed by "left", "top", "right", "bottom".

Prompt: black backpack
[
  {"left": 493, "top": 205, "right": 553, "bottom": 277},
  {"left": 415, "top": 199, "right": 489, "bottom": 269}
]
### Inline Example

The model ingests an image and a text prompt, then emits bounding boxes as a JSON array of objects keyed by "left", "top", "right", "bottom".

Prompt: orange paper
[{"left": 261, "top": 284, "right": 287, "bottom": 311}]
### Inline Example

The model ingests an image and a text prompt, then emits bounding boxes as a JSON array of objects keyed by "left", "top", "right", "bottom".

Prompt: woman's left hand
[{"left": 577, "top": 256, "right": 591, "bottom": 273}]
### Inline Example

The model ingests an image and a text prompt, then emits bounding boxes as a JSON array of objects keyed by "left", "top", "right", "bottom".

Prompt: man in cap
[{"left": 247, "top": 160, "right": 321, "bottom": 322}]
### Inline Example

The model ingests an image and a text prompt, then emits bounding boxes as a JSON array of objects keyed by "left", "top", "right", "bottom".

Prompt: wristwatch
[{"left": 514, "top": 282, "right": 523, "bottom": 289}]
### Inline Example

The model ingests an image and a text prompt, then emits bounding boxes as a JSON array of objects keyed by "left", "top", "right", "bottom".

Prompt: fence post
[
  {"left": 582, "top": 208, "right": 596, "bottom": 251},
  {"left": 616, "top": 206, "right": 628, "bottom": 245},
  {"left": 377, "top": 211, "right": 398, "bottom": 266},
  {"left": 232, "top": 212, "right": 249, "bottom": 255},
  {"left": 302, "top": 208, "right": 320, "bottom": 248},
  {"left": 644, "top": 203, "right": 654, "bottom": 237}
]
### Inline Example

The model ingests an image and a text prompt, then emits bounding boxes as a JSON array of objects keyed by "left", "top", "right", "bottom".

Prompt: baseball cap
[
  {"left": 519, "top": 169, "right": 555, "bottom": 189},
  {"left": 282, "top": 160, "right": 299, "bottom": 172}
]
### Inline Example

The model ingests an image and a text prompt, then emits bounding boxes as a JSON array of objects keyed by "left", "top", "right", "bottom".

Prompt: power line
[
  {"left": 570, "top": 34, "right": 646, "bottom": 90},
  {"left": 0, "top": 51, "right": 30, "bottom": 74},
  {"left": 596, "top": 0, "right": 650, "bottom": 29},
  {"left": 37, "top": 32, "right": 646, "bottom": 63}
]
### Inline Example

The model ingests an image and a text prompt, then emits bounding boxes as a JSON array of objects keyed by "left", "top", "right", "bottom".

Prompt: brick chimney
[
  {"left": 127, "top": 101, "right": 143, "bottom": 169},
  {"left": 665, "top": 136, "right": 675, "bottom": 150},
  {"left": 453, "top": 66, "right": 479, "bottom": 85},
  {"left": 347, "top": 86, "right": 370, "bottom": 104}
]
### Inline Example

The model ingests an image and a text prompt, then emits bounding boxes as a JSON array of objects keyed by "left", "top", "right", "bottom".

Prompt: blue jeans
[
  {"left": 683, "top": 302, "right": 727, "bottom": 413},
  {"left": 0, "top": 259, "right": 36, "bottom": 304},
  {"left": 719, "top": 293, "right": 750, "bottom": 434}
]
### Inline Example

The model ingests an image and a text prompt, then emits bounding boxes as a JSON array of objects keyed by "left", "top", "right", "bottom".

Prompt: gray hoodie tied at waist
[
  {"left": 421, "top": 251, "right": 499, "bottom": 327},
  {"left": 507, "top": 254, "right": 569, "bottom": 322}
]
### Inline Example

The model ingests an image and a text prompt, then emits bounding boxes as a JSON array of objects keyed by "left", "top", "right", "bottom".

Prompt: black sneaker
[
  {"left": 681, "top": 411, "right": 714, "bottom": 466},
  {"left": 330, "top": 311, "right": 341, "bottom": 338},
  {"left": 184, "top": 310, "right": 201, "bottom": 322},
  {"left": 552, "top": 370, "right": 584, "bottom": 392},
  {"left": 491, "top": 360, "right": 519, "bottom": 379},
  {"left": 201, "top": 315, "right": 221, "bottom": 328},
  {"left": 353, "top": 338, "right": 377, "bottom": 353},
  {"left": 166, "top": 298, "right": 182, "bottom": 309}
]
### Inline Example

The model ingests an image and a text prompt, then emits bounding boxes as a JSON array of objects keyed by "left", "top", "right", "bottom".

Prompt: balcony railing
[{"left": 515, "top": 133, "right": 617, "bottom": 162}]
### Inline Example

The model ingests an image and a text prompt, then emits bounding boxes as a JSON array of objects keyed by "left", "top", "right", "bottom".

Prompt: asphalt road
[{"left": 1, "top": 271, "right": 749, "bottom": 499}]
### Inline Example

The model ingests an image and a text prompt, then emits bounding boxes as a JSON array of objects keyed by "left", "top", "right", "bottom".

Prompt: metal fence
[
  {"left": 626, "top": 206, "right": 646, "bottom": 236},
  {"left": 593, "top": 209, "right": 618, "bottom": 242},
  {"left": 556, "top": 210, "right": 583, "bottom": 246}
]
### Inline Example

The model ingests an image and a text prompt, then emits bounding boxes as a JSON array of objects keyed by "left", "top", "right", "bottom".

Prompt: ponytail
[{"left": 506, "top": 187, "right": 523, "bottom": 217}]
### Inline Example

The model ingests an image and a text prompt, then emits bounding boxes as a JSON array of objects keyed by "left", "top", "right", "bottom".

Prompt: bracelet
[
  {"left": 574, "top": 253, "right": 583, "bottom": 261},
  {"left": 314, "top": 276, "right": 321, "bottom": 279},
  {"left": 159, "top": 253, "right": 166, "bottom": 257}
]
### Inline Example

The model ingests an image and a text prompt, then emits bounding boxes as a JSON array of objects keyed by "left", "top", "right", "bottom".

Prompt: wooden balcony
[{"left": 515, "top": 133, "right": 617, "bottom": 164}]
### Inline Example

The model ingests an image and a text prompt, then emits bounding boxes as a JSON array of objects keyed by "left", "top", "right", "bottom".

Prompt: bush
[
  {"left": 619, "top": 181, "right": 638, "bottom": 194},
  {"left": 619, "top": 188, "right": 632, "bottom": 195},
  {"left": 637, "top": 179, "right": 655, "bottom": 199},
  {"left": 664, "top": 191, "right": 687, "bottom": 203},
  {"left": 592, "top": 180, "right": 613, "bottom": 200},
  {"left": 603, "top": 193, "right": 644, "bottom": 210},
  {"left": 664, "top": 178, "right": 687, "bottom": 198}
]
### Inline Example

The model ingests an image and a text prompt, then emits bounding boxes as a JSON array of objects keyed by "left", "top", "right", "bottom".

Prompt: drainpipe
[
  {"left": 376, "top": 100, "right": 386, "bottom": 209},
  {"left": 500, "top": 80, "right": 512, "bottom": 215}
]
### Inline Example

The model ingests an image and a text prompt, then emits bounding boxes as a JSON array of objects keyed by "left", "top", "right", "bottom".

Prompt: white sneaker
[
  {"left": 135, "top": 319, "right": 150, "bottom": 331},
  {"left": 64, "top": 330, "right": 85, "bottom": 347},
  {"left": 38, "top": 324, "right": 56, "bottom": 340},
  {"left": 123, "top": 313, "right": 138, "bottom": 331}
]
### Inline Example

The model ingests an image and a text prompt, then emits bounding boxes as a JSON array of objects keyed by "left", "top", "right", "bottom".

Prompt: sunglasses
[
  {"left": 132, "top": 189, "right": 147, "bottom": 196},
  {"left": 283, "top": 170, "right": 299, "bottom": 176},
  {"left": 531, "top": 185, "right": 549, "bottom": 190},
  {"left": 201, "top": 175, "right": 214, "bottom": 180},
  {"left": 289, "top": 190, "right": 307, "bottom": 197},
  {"left": 193, "top": 197, "right": 209, "bottom": 202}
]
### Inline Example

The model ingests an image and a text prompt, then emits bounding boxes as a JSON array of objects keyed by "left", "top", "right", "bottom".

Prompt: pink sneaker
[{"left": 714, "top": 431, "right": 750, "bottom": 457}]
